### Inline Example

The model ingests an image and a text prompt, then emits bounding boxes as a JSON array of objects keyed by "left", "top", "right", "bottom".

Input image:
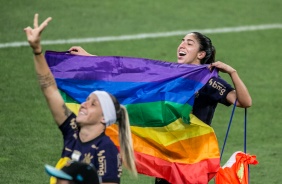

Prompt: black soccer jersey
[
  {"left": 56, "top": 113, "right": 122, "bottom": 183},
  {"left": 193, "top": 76, "right": 234, "bottom": 125}
]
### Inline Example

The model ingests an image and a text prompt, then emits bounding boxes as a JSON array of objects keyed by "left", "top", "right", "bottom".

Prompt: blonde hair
[
  {"left": 108, "top": 94, "right": 137, "bottom": 176},
  {"left": 118, "top": 106, "right": 137, "bottom": 176}
]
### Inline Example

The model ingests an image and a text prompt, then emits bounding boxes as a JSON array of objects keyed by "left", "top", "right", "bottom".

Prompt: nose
[
  {"left": 180, "top": 40, "right": 186, "bottom": 47},
  {"left": 80, "top": 101, "right": 88, "bottom": 108},
  {"left": 178, "top": 41, "right": 185, "bottom": 49}
]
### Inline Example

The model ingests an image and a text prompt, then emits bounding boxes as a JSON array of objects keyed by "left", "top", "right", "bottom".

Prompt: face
[
  {"left": 177, "top": 33, "right": 205, "bottom": 65},
  {"left": 76, "top": 93, "right": 104, "bottom": 125}
]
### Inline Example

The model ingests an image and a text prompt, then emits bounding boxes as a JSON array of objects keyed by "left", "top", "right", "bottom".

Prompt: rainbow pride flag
[{"left": 46, "top": 51, "right": 220, "bottom": 184}]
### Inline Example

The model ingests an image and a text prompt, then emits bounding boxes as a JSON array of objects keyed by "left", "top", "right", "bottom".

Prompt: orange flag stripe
[{"left": 106, "top": 125, "right": 219, "bottom": 164}]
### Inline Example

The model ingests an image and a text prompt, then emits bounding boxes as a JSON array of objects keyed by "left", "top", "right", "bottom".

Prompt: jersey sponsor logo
[
  {"left": 70, "top": 118, "right": 78, "bottom": 130},
  {"left": 71, "top": 150, "right": 81, "bottom": 161},
  {"left": 208, "top": 78, "right": 226, "bottom": 95},
  {"left": 91, "top": 144, "right": 99, "bottom": 150},
  {"left": 83, "top": 153, "right": 93, "bottom": 164},
  {"left": 97, "top": 150, "right": 106, "bottom": 176},
  {"left": 73, "top": 133, "right": 77, "bottom": 139},
  {"left": 64, "top": 147, "right": 72, "bottom": 152},
  {"left": 117, "top": 153, "right": 122, "bottom": 178}
]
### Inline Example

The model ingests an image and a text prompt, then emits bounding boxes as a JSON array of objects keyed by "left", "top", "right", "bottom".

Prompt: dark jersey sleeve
[
  {"left": 203, "top": 76, "right": 234, "bottom": 106},
  {"left": 192, "top": 76, "right": 234, "bottom": 125},
  {"left": 59, "top": 113, "right": 79, "bottom": 140},
  {"left": 58, "top": 113, "right": 79, "bottom": 158}
]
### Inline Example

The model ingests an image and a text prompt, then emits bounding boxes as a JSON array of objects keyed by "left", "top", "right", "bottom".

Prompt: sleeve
[
  {"left": 203, "top": 76, "right": 234, "bottom": 106},
  {"left": 59, "top": 113, "right": 79, "bottom": 141}
]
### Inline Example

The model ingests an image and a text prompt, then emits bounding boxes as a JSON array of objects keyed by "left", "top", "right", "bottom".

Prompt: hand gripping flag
[
  {"left": 46, "top": 51, "right": 220, "bottom": 184},
  {"left": 215, "top": 151, "right": 259, "bottom": 184}
]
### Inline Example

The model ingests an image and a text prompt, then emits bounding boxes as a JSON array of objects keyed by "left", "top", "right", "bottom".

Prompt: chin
[
  {"left": 75, "top": 116, "right": 83, "bottom": 124},
  {"left": 177, "top": 60, "right": 185, "bottom": 64}
]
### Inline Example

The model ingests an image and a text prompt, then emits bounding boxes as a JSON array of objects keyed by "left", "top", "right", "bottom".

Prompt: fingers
[
  {"left": 210, "top": 61, "right": 223, "bottom": 68},
  {"left": 68, "top": 46, "right": 81, "bottom": 52},
  {"left": 207, "top": 64, "right": 212, "bottom": 70},
  {"left": 23, "top": 26, "right": 32, "bottom": 33},
  {"left": 209, "top": 62, "right": 220, "bottom": 72},
  {"left": 211, "top": 61, "right": 220, "bottom": 66},
  {"left": 23, "top": 27, "right": 32, "bottom": 39},
  {"left": 31, "top": 13, "right": 52, "bottom": 33},
  {"left": 211, "top": 61, "right": 235, "bottom": 74},
  {"left": 68, "top": 46, "right": 90, "bottom": 55},
  {"left": 68, "top": 46, "right": 80, "bottom": 55},
  {"left": 24, "top": 14, "right": 52, "bottom": 50},
  {"left": 33, "top": 13, "right": 39, "bottom": 28},
  {"left": 38, "top": 17, "right": 52, "bottom": 33}
]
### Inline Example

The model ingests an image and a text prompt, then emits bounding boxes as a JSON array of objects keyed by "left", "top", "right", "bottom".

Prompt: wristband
[{"left": 33, "top": 50, "right": 43, "bottom": 55}]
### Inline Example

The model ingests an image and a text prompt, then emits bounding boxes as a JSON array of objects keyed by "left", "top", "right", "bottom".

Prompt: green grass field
[{"left": 1, "top": 0, "right": 282, "bottom": 183}]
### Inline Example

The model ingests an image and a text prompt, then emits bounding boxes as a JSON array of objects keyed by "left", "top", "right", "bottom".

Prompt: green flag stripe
[
  {"left": 126, "top": 102, "right": 192, "bottom": 127},
  {"left": 60, "top": 90, "right": 192, "bottom": 127}
]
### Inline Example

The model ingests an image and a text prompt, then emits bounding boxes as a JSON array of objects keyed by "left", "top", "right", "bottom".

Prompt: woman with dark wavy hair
[
  {"left": 176, "top": 32, "right": 251, "bottom": 126},
  {"left": 154, "top": 32, "right": 252, "bottom": 184}
]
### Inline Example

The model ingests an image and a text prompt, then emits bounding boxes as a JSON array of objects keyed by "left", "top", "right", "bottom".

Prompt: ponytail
[
  {"left": 109, "top": 94, "right": 137, "bottom": 176},
  {"left": 204, "top": 45, "right": 216, "bottom": 65},
  {"left": 118, "top": 106, "right": 137, "bottom": 176},
  {"left": 191, "top": 32, "right": 216, "bottom": 64}
]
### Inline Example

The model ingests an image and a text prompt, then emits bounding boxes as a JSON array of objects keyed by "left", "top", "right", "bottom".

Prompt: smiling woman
[
  {"left": 155, "top": 32, "right": 252, "bottom": 184},
  {"left": 23, "top": 14, "right": 137, "bottom": 184},
  {"left": 175, "top": 32, "right": 252, "bottom": 124},
  {"left": 177, "top": 32, "right": 215, "bottom": 65}
]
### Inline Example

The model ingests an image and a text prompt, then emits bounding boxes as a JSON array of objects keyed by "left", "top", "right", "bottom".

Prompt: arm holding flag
[{"left": 209, "top": 61, "right": 252, "bottom": 108}]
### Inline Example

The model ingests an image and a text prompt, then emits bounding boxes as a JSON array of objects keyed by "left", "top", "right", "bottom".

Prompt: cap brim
[{"left": 45, "top": 164, "right": 73, "bottom": 180}]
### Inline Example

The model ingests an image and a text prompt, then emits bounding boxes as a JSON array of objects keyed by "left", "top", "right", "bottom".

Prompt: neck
[
  {"left": 79, "top": 124, "right": 105, "bottom": 142},
  {"left": 191, "top": 58, "right": 201, "bottom": 65}
]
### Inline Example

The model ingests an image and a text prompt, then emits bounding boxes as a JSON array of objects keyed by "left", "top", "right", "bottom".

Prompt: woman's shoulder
[{"left": 203, "top": 76, "right": 232, "bottom": 90}]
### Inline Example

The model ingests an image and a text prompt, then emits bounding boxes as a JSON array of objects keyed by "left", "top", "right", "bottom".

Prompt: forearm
[
  {"left": 34, "top": 52, "right": 56, "bottom": 92},
  {"left": 229, "top": 71, "right": 252, "bottom": 108},
  {"left": 34, "top": 52, "right": 71, "bottom": 124}
]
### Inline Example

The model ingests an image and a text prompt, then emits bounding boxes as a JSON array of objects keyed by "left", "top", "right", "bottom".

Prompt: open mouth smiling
[{"left": 179, "top": 51, "right": 186, "bottom": 56}]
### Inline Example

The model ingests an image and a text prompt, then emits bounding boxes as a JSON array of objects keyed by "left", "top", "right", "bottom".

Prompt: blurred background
[{"left": 0, "top": 0, "right": 281, "bottom": 183}]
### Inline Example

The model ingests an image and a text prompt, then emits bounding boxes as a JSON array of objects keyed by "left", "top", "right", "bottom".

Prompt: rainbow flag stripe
[{"left": 46, "top": 51, "right": 220, "bottom": 183}]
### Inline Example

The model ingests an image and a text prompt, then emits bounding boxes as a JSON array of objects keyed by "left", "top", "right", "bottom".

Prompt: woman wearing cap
[
  {"left": 45, "top": 161, "right": 100, "bottom": 184},
  {"left": 24, "top": 14, "right": 137, "bottom": 184}
]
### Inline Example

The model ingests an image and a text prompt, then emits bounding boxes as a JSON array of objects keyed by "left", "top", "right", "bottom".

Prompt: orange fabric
[
  {"left": 215, "top": 151, "right": 258, "bottom": 184},
  {"left": 106, "top": 124, "right": 219, "bottom": 164}
]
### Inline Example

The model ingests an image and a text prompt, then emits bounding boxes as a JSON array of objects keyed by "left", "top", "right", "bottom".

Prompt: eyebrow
[
  {"left": 186, "top": 39, "right": 195, "bottom": 43},
  {"left": 86, "top": 96, "right": 96, "bottom": 103},
  {"left": 182, "top": 38, "right": 195, "bottom": 43}
]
